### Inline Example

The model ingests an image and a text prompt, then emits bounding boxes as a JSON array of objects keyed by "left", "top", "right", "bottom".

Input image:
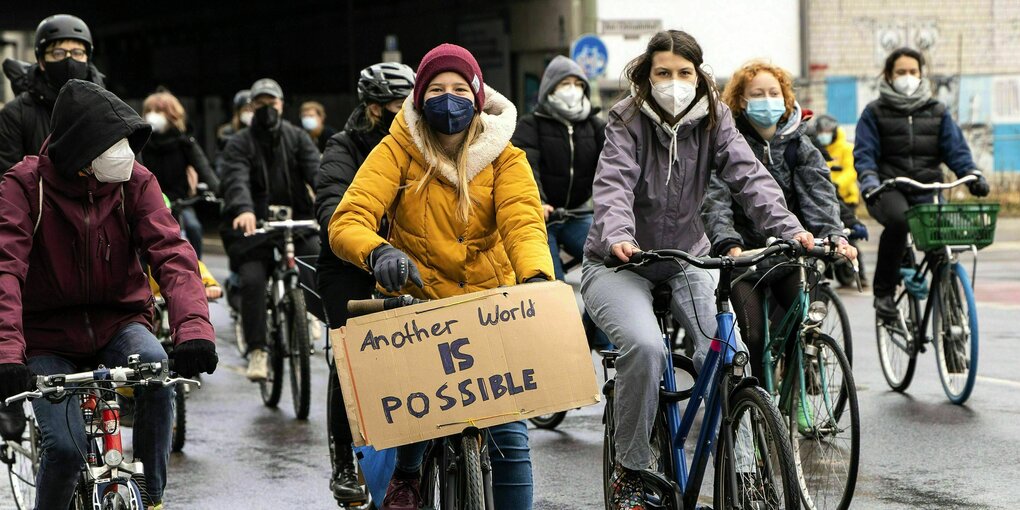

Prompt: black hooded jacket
[
  {"left": 313, "top": 105, "right": 387, "bottom": 271},
  {"left": 0, "top": 59, "right": 105, "bottom": 172},
  {"left": 139, "top": 129, "right": 219, "bottom": 201},
  {"left": 218, "top": 119, "right": 320, "bottom": 223}
]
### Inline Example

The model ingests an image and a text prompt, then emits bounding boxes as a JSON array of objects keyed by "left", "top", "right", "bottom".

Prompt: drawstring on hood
[
  {"left": 631, "top": 83, "right": 710, "bottom": 184},
  {"left": 47, "top": 79, "right": 150, "bottom": 180}
]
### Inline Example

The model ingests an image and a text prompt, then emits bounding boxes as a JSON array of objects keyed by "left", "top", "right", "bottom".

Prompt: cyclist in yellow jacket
[{"left": 815, "top": 114, "right": 860, "bottom": 207}]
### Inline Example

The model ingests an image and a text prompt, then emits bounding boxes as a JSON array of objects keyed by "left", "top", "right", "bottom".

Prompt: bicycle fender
[{"left": 730, "top": 376, "right": 761, "bottom": 396}]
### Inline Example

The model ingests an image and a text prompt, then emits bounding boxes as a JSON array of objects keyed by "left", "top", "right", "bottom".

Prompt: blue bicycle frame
[{"left": 664, "top": 304, "right": 740, "bottom": 500}]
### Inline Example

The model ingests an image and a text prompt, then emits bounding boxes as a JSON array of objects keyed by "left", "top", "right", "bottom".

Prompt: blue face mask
[
  {"left": 423, "top": 93, "right": 475, "bottom": 135},
  {"left": 745, "top": 98, "right": 786, "bottom": 128}
]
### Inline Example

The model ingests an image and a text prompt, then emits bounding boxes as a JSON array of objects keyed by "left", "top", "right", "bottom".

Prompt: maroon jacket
[{"left": 0, "top": 80, "right": 213, "bottom": 364}]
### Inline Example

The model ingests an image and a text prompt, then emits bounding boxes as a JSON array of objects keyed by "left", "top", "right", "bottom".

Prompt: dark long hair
[
  {"left": 882, "top": 47, "right": 925, "bottom": 82},
  {"left": 623, "top": 30, "right": 719, "bottom": 129}
]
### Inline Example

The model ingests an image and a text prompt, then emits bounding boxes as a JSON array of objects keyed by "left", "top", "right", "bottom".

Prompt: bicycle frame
[{"left": 759, "top": 259, "right": 816, "bottom": 425}]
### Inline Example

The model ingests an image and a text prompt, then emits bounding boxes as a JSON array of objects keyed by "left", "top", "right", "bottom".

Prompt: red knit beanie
[{"left": 414, "top": 43, "right": 485, "bottom": 111}]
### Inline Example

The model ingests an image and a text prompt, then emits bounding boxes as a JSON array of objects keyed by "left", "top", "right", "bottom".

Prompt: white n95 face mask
[
  {"left": 650, "top": 79, "right": 697, "bottom": 118},
  {"left": 893, "top": 75, "right": 922, "bottom": 96},
  {"left": 91, "top": 138, "right": 135, "bottom": 183}
]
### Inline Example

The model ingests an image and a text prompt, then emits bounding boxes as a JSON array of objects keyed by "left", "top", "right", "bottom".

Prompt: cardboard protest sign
[{"left": 331, "top": 281, "right": 600, "bottom": 449}]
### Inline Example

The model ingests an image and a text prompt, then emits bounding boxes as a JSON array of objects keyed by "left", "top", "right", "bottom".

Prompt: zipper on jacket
[
  {"left": 565, "top": 125, "right": 575, "bottom": 208},
  {"left": 908, "top": 115, "right": 915, "bottom": 173},
  {"left": 84, "top": 190, "right": 96, "bottom": 352}
]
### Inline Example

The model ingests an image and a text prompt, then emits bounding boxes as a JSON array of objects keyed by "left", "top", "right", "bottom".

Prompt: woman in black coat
[
  {"left": 311, "top": 62, "right": 414, "bottom": 505},
  {"left": 140, "top": 91, "right": 219, "bottom": 259}
]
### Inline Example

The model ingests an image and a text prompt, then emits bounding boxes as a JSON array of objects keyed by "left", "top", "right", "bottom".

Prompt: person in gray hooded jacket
[
  {"left": 512, "top": 56, "right": 605, "bottom": 278},
  {"left": 580, "top": 31, "right": 812, "bottom": 509},
  {"left": 702, "top": 60, "right": 856, "bottom": 382}
]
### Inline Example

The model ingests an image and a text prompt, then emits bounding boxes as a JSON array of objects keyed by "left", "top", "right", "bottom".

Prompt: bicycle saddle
[{"left": 652, "top": 284, "right": 672, "bottom": 315}]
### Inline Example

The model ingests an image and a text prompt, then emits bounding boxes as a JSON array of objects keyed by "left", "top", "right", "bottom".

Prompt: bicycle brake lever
[{"left": 164, "top": 377, "right": 201, "bottom": 388}]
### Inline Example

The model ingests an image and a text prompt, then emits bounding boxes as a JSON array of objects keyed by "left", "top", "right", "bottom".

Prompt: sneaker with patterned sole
[{"left": 609, "top": 466, "right": 645, "bottom": 510}]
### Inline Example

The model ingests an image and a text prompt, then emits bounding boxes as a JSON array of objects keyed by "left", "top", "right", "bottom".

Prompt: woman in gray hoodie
[{"left": 580, "top": 30, "right": 812, "bottom": 509}]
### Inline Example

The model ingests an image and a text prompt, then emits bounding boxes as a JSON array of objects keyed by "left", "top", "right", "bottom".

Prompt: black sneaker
[
  {"left": 874, "top": 295, "right": 898, "bottom": 321},
  {"left": 330, "top": 464, "right": 368, "bottom": 504},
  {"left": 609, "top": 466, "right": 645, "bottom": 510}
]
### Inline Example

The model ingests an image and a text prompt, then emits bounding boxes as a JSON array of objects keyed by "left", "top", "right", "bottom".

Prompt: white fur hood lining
[{"left": 401, "top": 84, "right": 517, "bottom": 185}]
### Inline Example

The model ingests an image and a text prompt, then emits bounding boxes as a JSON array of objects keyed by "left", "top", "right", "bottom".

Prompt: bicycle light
[
  {"left": 104, "top": 449, "right": 122, "bottom": 467},
  {"left": 807, "top": 301, "right": 828, "bottom": 324},
  {"left": 732, "top": 351, "right": 749, "bottom": 367}
]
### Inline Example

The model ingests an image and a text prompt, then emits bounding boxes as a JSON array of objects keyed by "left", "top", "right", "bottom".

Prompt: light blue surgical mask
[
  {"left": 817, "top": 132, "right": 834, "bottom": 146},
  {"left": 745, "top": 97, "right": 786, "bottom": 128}
]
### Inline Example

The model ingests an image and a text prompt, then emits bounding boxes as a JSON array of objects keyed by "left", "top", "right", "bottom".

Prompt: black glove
[
  {"left": 967, "top": 173, "right": 990, "bottom": 197},
  {"left": 0, "top": 363, "right": 34, "bottom": 403},
  {"left": 368, "top": 244, "right": 423, "bottom": 293},
  {"left": 172, "top": 339, "right": 218, "bottom": 377},
  {"left": 524, "top": 276, "right": 548, "bottom": 283},
  {"left": 860, "top": 173, "right": 881, "bottom": 205}
]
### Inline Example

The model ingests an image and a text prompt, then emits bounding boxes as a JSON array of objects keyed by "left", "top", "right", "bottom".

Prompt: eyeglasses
[{"left": 46, "top": 48, "right": 88, "bottom": 60}]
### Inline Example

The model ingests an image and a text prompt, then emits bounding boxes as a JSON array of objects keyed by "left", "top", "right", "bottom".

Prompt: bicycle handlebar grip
[
  {"left": 604, "top": 251, "right": 645, "bottom": 268},
  {"left": 347, "top": 299, "right": 389, "bottom": 317}
]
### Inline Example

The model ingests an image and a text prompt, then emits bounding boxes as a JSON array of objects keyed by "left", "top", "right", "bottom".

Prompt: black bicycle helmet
[
  {"left": 233, "top": 89, "right": 251, "bottom": 110},
  {"left": 358, "top": 63, "right": 415, "bottom": 104},
  {"left": 34, "top": 14, "right": 93, "bottom": 59}
]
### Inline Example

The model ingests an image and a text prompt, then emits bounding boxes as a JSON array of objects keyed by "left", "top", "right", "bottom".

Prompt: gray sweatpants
[{"left": 581, "top": 258, "right": 748, "bottom": 471}]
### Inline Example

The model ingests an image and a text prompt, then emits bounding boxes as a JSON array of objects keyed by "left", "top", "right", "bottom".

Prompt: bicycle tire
[
  {"left": 286, "top": 289, "right": 312, "bottom": 419},
  {"left": 714, "top": 385, "right": 800, "bottom": 510},
  {"left": 260, "top": 306, "right": 285, "bottom": 408},
  {"left": 933, "top": 262, "right": 979, "bottom": 405},
  {"left": 460, "top": 434, "right": 486, "bottom": 510},
  {"left": 529, "top": 411, "right": 567, "bottom": 430},
  {"left": 833, "top": 260, "right": 855, "bottom": 288},
  {"left": 602, "top": 386, "right": 615, "bottom": 510},
  {"left": 171, "top": 383, "right": 187, "bottom": 452},
  {"left": 875, "top": 286, "right": 919, "bottom": 392},
  {"left": 421, "top": 441, "right": 446, "bottom": 509},
  {"left": 818, "top": 284, "right": 853, "bottom": 366},
  {"left": 5, "top": 405, "right": 37, "bottom": 510},
  {"left": 789, "top": 333, "right": 860, "bottom": 510}
]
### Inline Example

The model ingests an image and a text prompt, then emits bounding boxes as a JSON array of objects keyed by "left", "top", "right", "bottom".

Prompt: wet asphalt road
[{"left": 2, "top": 218, "right": 1018, "bottom": 509}]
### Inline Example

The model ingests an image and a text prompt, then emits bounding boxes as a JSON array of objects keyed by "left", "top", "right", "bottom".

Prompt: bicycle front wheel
[
  {"left": 714, "top": 386, "right": 800, "bottom": 509},
  {"left": 529, "top": 411, "right": 567, "bottom": 430},
  {"left": 286, "top": 288, "right": 312, "bottom": 419},
  {"left": 4, "top": 404, "right": 37, "bottom": 510},
  {"left": 260, "top": 307, "right": 285, "bottom": 408},
  {"left": 171, "top": 383, "right": 187, "bottom": 452},
  {"left": 933, "top": 262, "right": 979, "bottom": 405},
  {"left": 789, "top": 334, "right": 860, "bottom": 510},
  {"left": 460, "top": 434, "right": 486, "bottom": 510}
]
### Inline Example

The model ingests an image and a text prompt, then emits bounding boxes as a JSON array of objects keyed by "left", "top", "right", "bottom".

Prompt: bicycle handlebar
[
  {"left": 864, "top": 175, "right": 977, "bottom": 202},
  {"left": 171, "top": 192, "right": 222, "bottom": 209},
  {"left": 605, "top": 239, "right": 844, "bottom": 271},
  {"left": 248, "top": 219, "right": 320, "bottom": 236},
  {"left": 3, "top": 360, "right": 201, "bottom": 406},
  {"left": 547, "top": 208, "right": 594, "bottom": 224},
  {"left": 347, "top": 295, "right": 427, "bottom": 318}
]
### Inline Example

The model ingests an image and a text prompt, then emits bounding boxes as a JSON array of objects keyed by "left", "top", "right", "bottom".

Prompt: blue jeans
[
  {"left": 547, "top": 214, "right": 592, "bottom": 280},
  {"left": 395, "top": 420, "right": 533, "bottom": 509},
  {"left": 27, "top": 322, "right": 174, "bottom": 509},
  {"left": 178, "top": 206, "right": 204, "bottom": 259}
]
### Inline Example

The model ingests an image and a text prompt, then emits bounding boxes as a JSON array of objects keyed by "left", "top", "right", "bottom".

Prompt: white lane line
[{"left": 977, "top": 376, "right": 1020, "bottom": 389}]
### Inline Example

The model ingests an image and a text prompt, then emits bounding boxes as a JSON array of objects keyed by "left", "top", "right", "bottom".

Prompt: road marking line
[{"left": 977, "top": 376, "right": 1020, "bottom": 389}]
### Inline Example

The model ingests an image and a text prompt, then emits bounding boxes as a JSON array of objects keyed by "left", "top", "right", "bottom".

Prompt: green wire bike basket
[{"left": 905, "top": 202, "right": 1000, "bottom": 251}]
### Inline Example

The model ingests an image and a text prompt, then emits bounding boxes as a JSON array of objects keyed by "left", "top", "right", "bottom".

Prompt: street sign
[
  {"left": 598, "top": 19, "right": 662, "bottom": 37},
  {"left": 571, "top": 34, "right": 608, "bottom": 80}
]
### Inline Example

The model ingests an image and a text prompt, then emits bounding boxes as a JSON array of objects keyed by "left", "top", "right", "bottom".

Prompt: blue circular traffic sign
[{"left": 571, "top": 34, "right": 608, "bottom": 79}]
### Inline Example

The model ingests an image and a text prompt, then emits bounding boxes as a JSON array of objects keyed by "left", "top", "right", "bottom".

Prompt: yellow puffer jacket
[
  {"left": 329, "top": 85, "right": 554, "bottom": 300},
  {"left": 825, "top": 128, "right": 860, "bottom": 205}
]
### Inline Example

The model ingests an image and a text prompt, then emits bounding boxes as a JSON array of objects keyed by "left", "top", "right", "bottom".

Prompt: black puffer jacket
[
  {"left": 313, "top": 105, "right": 387, "bottom": 271},
  {"left": 140, "top": 129, "right": 219, "bottom": 201},
  {"left": 868, "top": 98, "right": 945, "bottom": 184},
  {"left": 703, "top": 105, "right": 842, "bottom": 256},
  {"left": 0, "top": 60, "right": 105, "bottom": 172},
  {"left": 512, "top": 110, "right": 605, "bottom": 209}
]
